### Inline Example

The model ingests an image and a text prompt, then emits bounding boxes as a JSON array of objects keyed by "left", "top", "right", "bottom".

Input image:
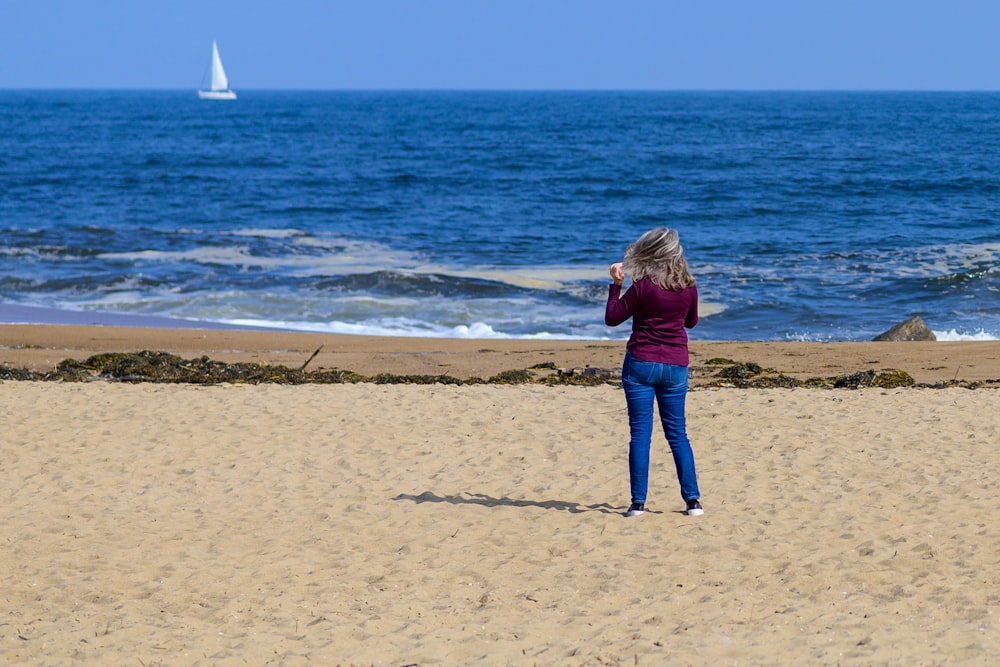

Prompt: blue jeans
[{"left": 621, "top": 352, "right": 701, "bottom": 505}]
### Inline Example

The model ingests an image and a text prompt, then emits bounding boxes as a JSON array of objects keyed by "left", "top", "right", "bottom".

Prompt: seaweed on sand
[
  {"left": 2, "top": 351, "right": 990, "bottom": 388},
  {"left": 703, "top": 358, "right": 918, "bottom": 389},
  {"left": 830, "top": 369, "right": 915, "bottom": 389},
  {"left": 716, "top": 361, "right": 765, "bottom": 381},
  {"left": 54, "top": 351, "right": 320, "bottom": 384},
  {"left": 488, "top": 369, "right": 535, "bottom": 384},
  {"left": 2, "top": 351, "right": 539, "bottom": 386},
  {"left": 541, "top": 367, "right": 620, "bottom": 386},
  {"left": 369, "top": 373, "right": 471, "bottom": 385},
  {"left": 0, "top": 365, "right": 43, "bottom": 381}
]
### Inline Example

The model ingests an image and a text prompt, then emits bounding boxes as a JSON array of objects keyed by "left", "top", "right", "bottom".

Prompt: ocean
[{"left": 1, "top": 90, "right": 998, "bottom": 341}]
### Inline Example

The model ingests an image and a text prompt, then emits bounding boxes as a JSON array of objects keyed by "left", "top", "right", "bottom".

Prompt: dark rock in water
[{"left": 873, "top": 316, "right": 936, "bottom": 342}]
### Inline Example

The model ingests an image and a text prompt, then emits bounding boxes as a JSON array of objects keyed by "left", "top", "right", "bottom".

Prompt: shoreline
[{"left": 3, "top": 322, "right": 1000, "bottom": 386}]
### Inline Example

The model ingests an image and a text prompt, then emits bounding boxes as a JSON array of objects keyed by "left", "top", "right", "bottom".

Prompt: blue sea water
[{"left": 1, "top": 90, "right": 998, "bottom": 341}]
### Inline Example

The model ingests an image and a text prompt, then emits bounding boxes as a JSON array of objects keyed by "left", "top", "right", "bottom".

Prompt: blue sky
[{"left": 2, "top": 0, "right": 999, "bottom": 90}]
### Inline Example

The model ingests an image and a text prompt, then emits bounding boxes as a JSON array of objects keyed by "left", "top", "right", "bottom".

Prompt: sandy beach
[
  {"left": 3, "top": 323, "right": 1000, "bottom": 387},
  {"left": 2, "top": 325, "right": 999, "bottom": 665}
]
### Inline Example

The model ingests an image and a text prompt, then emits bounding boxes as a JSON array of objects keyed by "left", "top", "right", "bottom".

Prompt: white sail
[
  {"left": 209, "top": 41, "right": 229, "bottom": 91},
  {"left": 198, "top": 40, "right": 237, "bottom": 100}
]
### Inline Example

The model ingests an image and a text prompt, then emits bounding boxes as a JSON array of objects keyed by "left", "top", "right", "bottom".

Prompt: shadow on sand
[{"left": 393, "top": 491, "right": 621, "bottom": 515}]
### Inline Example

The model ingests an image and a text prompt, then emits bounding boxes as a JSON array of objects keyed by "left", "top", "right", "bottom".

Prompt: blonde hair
[{"left": 621, "top": 227, "right": 695, "bottom": 291}]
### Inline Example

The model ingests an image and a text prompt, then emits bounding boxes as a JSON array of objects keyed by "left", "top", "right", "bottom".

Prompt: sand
[
  {"left": 2, "top": 325, "right": 999, "bottom": 665},
  {"left": 3, "top": 324, "right": 1000, "bottom": 386}
]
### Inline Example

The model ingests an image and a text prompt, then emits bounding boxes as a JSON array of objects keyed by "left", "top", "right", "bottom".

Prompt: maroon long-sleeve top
[{"left": 605, "top": 278, "right": 698, "bottom": 366}]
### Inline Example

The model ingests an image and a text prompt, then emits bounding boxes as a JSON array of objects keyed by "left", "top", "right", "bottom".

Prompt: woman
[{"left": 605, "top": 228, "right": 704, "bottom": 518}]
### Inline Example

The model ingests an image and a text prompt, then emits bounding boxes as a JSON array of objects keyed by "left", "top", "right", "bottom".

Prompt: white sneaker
[{"left": 625, "top": 503, "right": 645, "bottom": 517}]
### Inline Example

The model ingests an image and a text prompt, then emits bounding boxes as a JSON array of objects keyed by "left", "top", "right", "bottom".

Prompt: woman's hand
[{"left": 609, "top": 262, "right": 625, "bottom": 285}]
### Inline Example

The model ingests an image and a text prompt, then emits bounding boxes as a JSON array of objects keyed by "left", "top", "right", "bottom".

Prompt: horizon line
[{"left": 3, "top": 87, "right": 1000, "bottom": 94}]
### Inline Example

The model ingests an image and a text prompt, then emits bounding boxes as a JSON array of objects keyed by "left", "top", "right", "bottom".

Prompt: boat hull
[{"left": 198, "top": 90, "right": 237, "bottom": 100}]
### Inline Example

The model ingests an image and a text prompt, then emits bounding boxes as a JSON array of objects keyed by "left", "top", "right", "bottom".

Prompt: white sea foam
[
  {"left": 933, "top": 329, "right": 1000, "bottom": 341},
  {"left": 30, "top": 274, "right": 729, "bottom": 341},
  {"left": 699, "top": 301, "right": 727, "bottom": 317},
  {"left": 96, "top": 242, "right": 616, "bottom": 292},
  {"left": 95, "top": 226, "right": 696, "bottom": 293},
  {"left": 223, "top": 317, "right": 607, "bottom": 340},
  {"left": 227, "top": 228, "right": 308, "bottom": 239},
  {"left": 98, "top": 246, "right": 256, "bottom": 265},
  {"left": 853, "top": 241, "right": 1000, "bottom": 279},
  {"left": 443, "top": 266, "right": 608, "bottom": 290}
]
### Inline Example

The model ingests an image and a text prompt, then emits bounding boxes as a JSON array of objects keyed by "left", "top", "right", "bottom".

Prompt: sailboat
[{"left": 198, "top": 40, "right": 237, "bottom": 100}]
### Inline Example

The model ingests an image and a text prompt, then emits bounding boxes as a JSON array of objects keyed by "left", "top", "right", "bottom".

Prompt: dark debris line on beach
[
  {"left": 2, "top": 350, "right": 999, "bottom": 389},
  {"left": 698, "top": 358, "right": 924, "bottom": 389},
  {"left": 0, "top": 351, "right": 607, "bottom": 387}
]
